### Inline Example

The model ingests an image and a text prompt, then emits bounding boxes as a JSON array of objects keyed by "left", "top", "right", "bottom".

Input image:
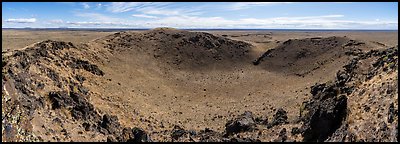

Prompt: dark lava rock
[
  {"left": 311, "top": 83, "right": 326, "bottom": 96},
  {"left": 386, "top": 85, "right": 395, "bottom": 95},
  {"left": 117, "top": 127, "right": 151, "bottom": 142},
  {"left": 308, "top": 46, "right": 398, "bottom": 142},
  {"left": 253, "top": 49, "right": 275, "bottom": 65},
  {"left": 69, "top": 58, "right": 104, "bottom": 76},
  {"left": 82, "top": 122, "right": 92, "bottom": 131},
  {"left": 36, "top": 82, "right": 45, "bottom": 90},
  {"left": 254, "top": 116, "right": 268, "bottom": 125},
  {"left": 377, "top": 121, "right": 390, "bottom": 141},
  {"left": 171, "top": 125, "right": 187, "bottom": 140},
  {"left": 35, "top": 97, "right": 46, "bottom": 108},
  {"left": 13, "top": 51, "right": 27, "bottom": 57},
  {"left": 35, "top": 40, "right": 75, "bottom": 50},
  {"left": 197, "top": 128, "right": 223, "bottom": 142},
  {"left": 296, "top": 49, "right": 310, "bottom": 59},
  {"left": 107, "top": 135, "right": 117, "bottom": 142},
  {"left": 17, "top": 54, "right": 32, "bottom": 69},
  {"left": 131, "top": 128, "right": 151, "bottom": 142},
  {"left": 345, "top": 49, "right": 363, "bottom": 56},
  {"left": 48, "top": 91, "right": 150, "bottom": 142},
  {"left": 291, "top": 127, "right": 301, "bottom": 135},
  {"left": 117, "top": 128, "right": 135, "bottom": 142},
  {"left": 301, "top": 92, "right": 347, "bottom": 142},
  {"left": 47, "top": 69, "right": 59, "bottom": 82},
  {"left": 75, "top": 75, "right": 86, "bottom": 84},
  {"left": 34, "top": 46, "right": 50, "bottom": 58},
  {"left": 9, "top": 73, "right": 32, "bottom": 96},
  {"left": 267, "top": 108, "right": 288, "bottom": 128},
  {"left": 99, "top": 114, "right": 121, "bottom": 135},
  {"left": 325, "top": 124, "right": 354, "bottom": 142},
  {"left": 343, "top": 59, "right": 358, "bottom": 73},
  {"left": 343, "top": 40, "right": 365, "bottom": 47},
  {"left": 274, "top": 128, "right": 287, "bottom": 142},
  {"left": 52, "top": 118, "right": 62, "bottom": 124},
  {"left": 69, "top": 82, "right": 89, "bottom": 95},
  {"left": 172, "top": 33, "right": 184, "bottom": 38},
  {"left": 228, "top": 137, "right": 261, "bottom": 142},
  {"left": 388, "top": 103, "right": 395, "bottom": 123},
  {"left": 47, "top": 68, "right": 62, "bottom": 88},
  {"left": 48, "top": 91, "right": 73, "bottom": 109},
  {"left": 336, "top": 70, "right": 350, "bottom": 86},
  {"left": 70, "top": 92, "right": 97, "bottom": 121},
  {"left": 225, "top": 111, "right": 256, "bottom": 135},
  {"left": 302, "top": 68, "right": 350, "bottom": 142},
  {"left": 311, "top": 82, "right": 340, "bottom": 100},
  {"left": 49, "top": 90, "right": 99, "bottom": 121},
  {"left": 77, "top": 85, "right": 89, "bottom": 95},
  {"left": 187, "top": 130, "right": 197, "bottom": 136}
]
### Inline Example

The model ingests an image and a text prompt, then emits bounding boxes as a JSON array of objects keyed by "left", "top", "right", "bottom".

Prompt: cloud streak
[
  {"left": 82, "top": 3, "right": 90, "bottom": 9},
  {"left": 74, "top": 12, "right": 122, "bottom": 22},
  {"left": 5, "top": 18, "right": 36, "bottom": 23},
  {"left": 49, "top": 19, "right": 64, "bottom": 24},
  {"left": 62, "top": 14, "right": 398, "bottom": 29},
  {"left": 67, "top": 21, "right": 120, "bottom": 26},
  {"left": 132, "top": 14, "right": 158, "bottom": 19},
  {"left": 106, "top": 2, "right": 201, "bottom": 17},
  {"left": 228, "top": 2, "right": 293, "bottom": 10},
  {"left": 106, "top": 2, "right": 151, "bottom": 13}
]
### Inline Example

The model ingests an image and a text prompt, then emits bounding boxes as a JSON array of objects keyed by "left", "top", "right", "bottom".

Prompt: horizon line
[{"left": 2, "top": 27, "right": 398, "bottom": 31}]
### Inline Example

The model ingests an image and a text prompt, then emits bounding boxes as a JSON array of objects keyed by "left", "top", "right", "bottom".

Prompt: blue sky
[{"left": 2, "top": 2, "right": 398, "bottom": 29}]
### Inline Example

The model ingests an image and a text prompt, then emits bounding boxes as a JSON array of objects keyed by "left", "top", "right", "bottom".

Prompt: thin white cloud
[
  {"left": 132, "top": 14, "right": 158, "bottom": 19},
  {"left": 272, "top": 15, "right": 344, "bottom": 20},
  {"left": 106, "top": 2, "right": 199, "bottom": 17},
  {"left": 5, "top": 18, "right": 36, "bottom": 23},
  {"left": 106, "top": 2, "right": 146, "bottom": 13},
  {"left": 74, "top": 12, "right": 122, "bottom": 22},
  {"left": 170, "top": 15, "right": 395, "bottom": 29},
  {"left": 66, "top": 21, "right": 140, "bottom": 28},
  {"left": 82, "top": 3, "right": 90, "bottom": 9},
  {"left": 67, "top": 21, "right": 116, "bottom": 26},
  {"left": 137, "top": 5, "right": 204, "bottom": 17},
  {"left": 61, "top": 14, "right": 397, "bottom": 29},
  {"left": 97, "top": 3, "right": 102, "bottom": 9},
  {"left": 229, "top": 2, "right": 293, "bottom": 10},
  {"left": 139, "top": 8, "right": 180, "bottom": 16},
  {"left": 57, "top": 2, "right": 76, "bottom": 6},
  {"left": 49, "top": 19, "right": 64, "bottom": 24},
  {"left": 231, "top": 15, "right": 397, "bottom": 29}
]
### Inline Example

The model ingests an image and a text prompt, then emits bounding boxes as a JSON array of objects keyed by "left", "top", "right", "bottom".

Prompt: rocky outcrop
[
  {"left": 253, "top": 36, "right": 371, "bottom": 76},
  {"left": 300, "top": 46, "right": 398, "bottom": 142},
  {"left": 253, "top": 49, "right": 275, "bottom": 65},
  {"left": 68, "top": 58, "right": 104, "bottom": 76},
  {"left": 300, "top": 86, "right": 347, "bottom": 142},
  {"left": 1, "top": 40, "right": 149, "bottom": 142},
  {"left": 224, "top": 111, "right": 256, "bottom": 135},
  {"left": 2, "top": 40, "right": 80, "bottom": 142},
  {"left": 267, "top": 108, "right": 289, "bottom": 128},
  {"left": 107, "top": 127, "right": 151, "bottom": 142},
  {"left": 96, "top": 28, "right": 253, "bottom": 70},
  {"left": 274, "top": 128, "right": 287, "bottom": 142}
]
